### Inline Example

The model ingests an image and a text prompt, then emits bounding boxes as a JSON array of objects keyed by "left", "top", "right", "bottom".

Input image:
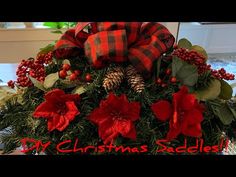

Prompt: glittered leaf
[
  {"left": 43, "top": 72, "right": 59, "bottom": 89},
  {"left": 29, "top": 76, "right": 46, "bottom": 91}
]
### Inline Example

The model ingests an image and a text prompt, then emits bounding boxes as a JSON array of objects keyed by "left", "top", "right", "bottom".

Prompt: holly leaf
[
  {"left": 38, "top": 43, "right": 55, "bottom": 55},
  {"left": 172, "top": 56, "right": 184, "bottom": 77},
  {"left": 191, "top": 45, "right": 208, "bottom": 59},
  {"left": 194, "top": 79, "right": 221, "bottom": 101},
  {"left": 43, "top": 72, "right": 59, "bottom": 89},
  {"left": 176, "top": 63, "right": 198, "bottom": 86},
  {"left": 219, "top": 80, "right": 233, "bottom": 100},
  {"left": 29, "top": 76, "right": 46, "bottom": 91},
  {"left": 178, "top": 38, "right": 192, "bottom": 49},
  {"left": 72, "top": 86, "right": 87, "bottom": 95}
]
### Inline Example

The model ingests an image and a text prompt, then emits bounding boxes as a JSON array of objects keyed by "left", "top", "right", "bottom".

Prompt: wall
[
  {"left": 178, "top": 23, "right": 236, "bottom": 54},
  {"left": 0, "top": 28, "right": 62, "bottom": 63}
]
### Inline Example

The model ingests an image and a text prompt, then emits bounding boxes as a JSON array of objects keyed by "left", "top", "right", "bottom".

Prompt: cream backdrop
[{"left": 0, "top": 23, "right": 180, "bottom": 63}]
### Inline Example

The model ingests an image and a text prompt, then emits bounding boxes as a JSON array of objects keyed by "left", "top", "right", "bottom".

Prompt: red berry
[
  {"left": 166, "top": 69, "right": 171, "bottom": 75},
  {"left": 59, "top": 70, "right": 67, "bottom": 79},
  {"left": 85, "top": 73, "right": 92, "bottom": 82},
  {"left": 173, "top": 43, "right": 178, "bottom": 49},
  {"left": 62, "top": 64, "right": 71, "bottom": 71},
  {"left": 170, "top": 77, "right": 177, "bottom": 83},
  {"left": 69, "top": 73, "right": 77, "bottom": 81},
  {"left": 74, "top": 70, "right": 81, "bottom": 76},
  {"left": 161, "top": 83, "right": 167, "bottom": 88},
  {"left": 156, "top": 78, "right": 162, "bottom": 84}
]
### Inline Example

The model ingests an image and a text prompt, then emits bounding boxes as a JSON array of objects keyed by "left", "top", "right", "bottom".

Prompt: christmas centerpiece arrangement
[{"left": 0, "top": 22, "right": 236, "bottom": 155}]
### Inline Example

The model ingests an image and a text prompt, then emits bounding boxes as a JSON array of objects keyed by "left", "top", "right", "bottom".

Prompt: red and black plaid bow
[{"left": 54, "top": 22, "right": 175, "bottom": 76}]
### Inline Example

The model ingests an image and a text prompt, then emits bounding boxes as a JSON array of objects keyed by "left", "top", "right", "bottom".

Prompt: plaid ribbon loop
[{"left": 54, "top": 22, "right": 175, "bottom": 76}]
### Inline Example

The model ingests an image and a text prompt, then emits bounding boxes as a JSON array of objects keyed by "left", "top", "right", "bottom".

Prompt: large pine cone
[
  {"left": 125, "top": 65, "right": 145, "bottom": 93},
  {"left": 103, "top": 66, "right": 125, "bottom": 91}
]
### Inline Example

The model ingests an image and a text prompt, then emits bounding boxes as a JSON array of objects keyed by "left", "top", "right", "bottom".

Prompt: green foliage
[
  {"left": 39, "top": 43, "right": 55, "bottom": 55},
  {"left": 219, "top": 80, "right": 233, "bottom": 100},
  {"left": 43, "top": 22, "right": 66, "bottom": 29},
  {"left": 194, "top": 79, "right": 221, "bottom": 101},
  {"left": 172, "top": 56, "right": 198, "bottom": 86},
  {"left": 73, "top": 86, "right": 87, "bottom": 95},
  {"left": 29, "top": 76, "right": 46, "bottom": 92},
  {"left": 0, "top": 38, "right": 235, "bottom": 154},
  {"left": 43, "top": 72, "right": 59, "bottom": 89},
  {"left": 208, "top": 99, "right": 236, "bottom": 125},
  {"left": 43, "top": 22, "right": 77, "bottom": 29},
  {"left": 191, "top": 45, "right": 208, "bottom": 59},
  {"left": 177, "top": 38, "right": 208, "bottom": 59},
  {"left": 178, "top": 38, "right": 192, "bottom": 49}
]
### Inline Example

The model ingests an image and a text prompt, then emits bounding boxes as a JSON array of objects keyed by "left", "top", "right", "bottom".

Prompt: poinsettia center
[
  {"left": 55, "top": 102, "right": 67, "bottom": 115},
  {"left": 110, "top": 111, "right": 126, "bottom": 121}
]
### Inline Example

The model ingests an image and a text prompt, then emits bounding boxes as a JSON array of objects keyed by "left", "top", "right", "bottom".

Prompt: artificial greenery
[{"left": 0, "top": 47, "right": 236, "bottom": 154}]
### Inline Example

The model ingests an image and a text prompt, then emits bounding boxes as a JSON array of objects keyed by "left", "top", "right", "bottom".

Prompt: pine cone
[
  {"left": 103, "top": 66, "right": 125, "bottom": 91},
  {"left": 125, "top": 65, "right": 145, "bottom": 93}
]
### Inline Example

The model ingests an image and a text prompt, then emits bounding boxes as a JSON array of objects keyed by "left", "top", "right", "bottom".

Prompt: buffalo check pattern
[{"left": 54, "top": 22, "right": 175, "bottom": 76}]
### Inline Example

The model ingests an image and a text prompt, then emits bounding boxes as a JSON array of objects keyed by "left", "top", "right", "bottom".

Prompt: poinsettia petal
[
  {"left": 179, "top": 86, "right": 189, "bottom": 94},
  {"left": 99, "top": 119, "right": 119, "bottom": 144},
  {"left": 44, "top": 89, "right": 65, "bottom": 104},
  {"left": 195, "top": 101, "right": 205, "bottom": 113},
  {"left": 64, "top": 101, "right": 80, "bottom": 121},
  {"left": 88, "top": 108, "right": 111, "bottom": 125},
  {"left": 166, "top": 120, "right": 182, "bottom": 141},
  {"left": 47, "top": 114, "right": 60, "bottom": 131},
  {"left": 113, "top": 119, "right": 132, "bottom": 136},
  {"left": 183, "top": 108, "right": 203, "bottom": 125},
  {"left": 172, "top": 86, "right": 189, "bottom": 111},
  {"left": 123, "top": 123, "right": 137, "bottom": 140},
  {"left": 61, "top": 94, "right": 80, "bottom": 104},
  {"left": 151, "top": 100, "right": 172, "bottom": 121},
  {"left": 108, "top": 93, "right": 125, "bottom": 113},
  {"left": 33, "top": 102, "right": 57, "bottom": 119},
  {"left": 125, "top": 102, "right": 141, "bottom": 121},
  {"left": 182, "top": 123, "right": 202, "bottom": 137},
  {"left": 180, "top": 94, "right": 196, "bottom": 111},
  {"left": 55, "top": 115, "right": 66, "bottom": 130},
  {"left": 57, "top": 115, "right": 70, "bottom": 131}
]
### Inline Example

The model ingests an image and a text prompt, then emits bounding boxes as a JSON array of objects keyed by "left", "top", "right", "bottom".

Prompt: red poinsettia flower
[
  {"left": 33, "top": 89, "right": 80, "bottom": 132},
  {"left": 88, "top": 93, "right": 141, "bottom": 144},
  {"left": 151, "top": 86, "right": 205, "bottom": 141}
]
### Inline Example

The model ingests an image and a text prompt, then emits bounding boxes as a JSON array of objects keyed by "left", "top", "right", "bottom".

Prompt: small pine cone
[
  {"left": 125, "top": 65, "right": 145, "bottom": 93},
  {"left": 103, "top": 66, "right": 125, "bottom": 91}
]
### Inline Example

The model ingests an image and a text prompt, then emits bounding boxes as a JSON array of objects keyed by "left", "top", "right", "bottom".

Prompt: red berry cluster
[
  {"left": 36, "top": 51, "right": 53, "bottom": 64},
  {"left": 172, "top": 48, "right": 209, "bottom": 74},
  {"left": 7, "top": 52, "right": 53, "bottom": 88},
  {"left": 156, "top": 68, "right": 178, "bottom": 88},
  {"left": 172, "top": 48, "right": 235, "bottom": 80},
  {"left": 59, "top": 64, "right": 92, "bottom": 82},
  {"left": 211, "top": 68, "right": 235, "bottom": 80},
  {"left": 7, "top": 80, "right": 15, "bottom": 89}
]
